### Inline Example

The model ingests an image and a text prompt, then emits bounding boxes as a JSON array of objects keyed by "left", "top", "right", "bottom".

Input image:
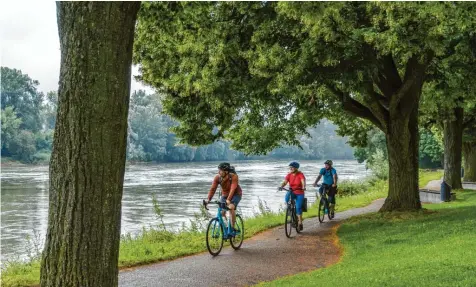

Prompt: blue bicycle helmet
[{"left": 288, "top": 161, "right": 300, "bottom": 169}]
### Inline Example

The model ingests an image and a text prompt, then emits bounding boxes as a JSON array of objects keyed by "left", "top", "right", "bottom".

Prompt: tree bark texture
[
  {"left": 380, "top": 102, "right": 422, "bottom": 211},
  {"left": 40, "top": 2, "right": 140, "bottom": 287},
  {"left": 443, "top": 107, "right": 463, "bottom": 189},
  {"left": 463, "top": 141, "right": 476, "bottom": 182}
]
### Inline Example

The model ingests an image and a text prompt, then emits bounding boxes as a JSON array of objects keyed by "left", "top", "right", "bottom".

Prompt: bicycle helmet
[
  {"left": 218, "top": 162, "right": 231, "bottom": 171},
  {"left": 288, "top": 161, "right": 300, "bottom": 169},
  {"left": 324, "top": 160, "right": 333, "bottom": 166}
]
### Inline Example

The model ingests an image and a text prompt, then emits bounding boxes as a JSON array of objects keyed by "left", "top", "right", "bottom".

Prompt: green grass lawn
[
  {"left": 1, "top": 170, "right": 443, "bottom": 287},
  {"left": 257, "top": 188, "right": 476, "bottom": 287}
]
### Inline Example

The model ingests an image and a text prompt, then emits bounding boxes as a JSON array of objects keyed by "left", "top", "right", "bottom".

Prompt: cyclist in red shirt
[{"left": 278, "top": 161, "right": 306, "bottom": 231}]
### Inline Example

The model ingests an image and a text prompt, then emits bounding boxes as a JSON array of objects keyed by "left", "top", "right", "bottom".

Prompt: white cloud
[{"left": 0, "top": 1, "right": 152, "bottom": 94}]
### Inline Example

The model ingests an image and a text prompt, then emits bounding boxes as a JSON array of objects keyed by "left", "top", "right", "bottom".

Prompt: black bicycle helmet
[
  {"left": 288, "top": 161, "right": 300, "bottom": 169},
  {"left": 218, "top": 162, "right": 231, "bottom": 171},
  {"left": 324, "top": 160, "right": 333, "bottom": 166}
]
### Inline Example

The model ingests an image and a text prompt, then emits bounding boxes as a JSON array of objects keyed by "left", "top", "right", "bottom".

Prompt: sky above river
[{"left": 0, "top": 1, "right": 153, "bottom": 94}]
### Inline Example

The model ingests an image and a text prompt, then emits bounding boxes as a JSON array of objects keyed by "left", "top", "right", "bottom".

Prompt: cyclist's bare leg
[
  {"left": 228, "top": 204, "right": 236, "bottom": 227},
  {"left": 297, "top": 215, "right": 303, "bottom": 225}
]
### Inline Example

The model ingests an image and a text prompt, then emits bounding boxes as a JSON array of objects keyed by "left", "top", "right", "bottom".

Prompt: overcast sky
[{"left": 0, "top": 1, "right": 152, "bottom": 94}]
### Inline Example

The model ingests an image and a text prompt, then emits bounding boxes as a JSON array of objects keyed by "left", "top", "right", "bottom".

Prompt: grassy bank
[
  {"left": 258, "top": 189, "right": 476, "bottom": 287},
  {"left": 1, "top": 170, "right": 442, "bottom": 287}
]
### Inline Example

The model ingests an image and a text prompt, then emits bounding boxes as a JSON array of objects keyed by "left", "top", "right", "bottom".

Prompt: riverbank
[
  {"left": 1, "top": 170, "right": 443, "bottom": 287},
  {"left": 257, "top": 184, "right": 476, "bottom": 287}
]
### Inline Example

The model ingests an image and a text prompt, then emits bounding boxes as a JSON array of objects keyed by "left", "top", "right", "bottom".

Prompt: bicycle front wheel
[
  {"left": 318, "top": 198, "right": 327, "bottom": 223},
  {"left": 230, "top": 214, "right": 244, "bottom": 250},
  {"left": 285, "top": 205, "right": 293, "bottom": 238},
  {"left": 206, "top": 218, "right": 224, "bottom": 256}
]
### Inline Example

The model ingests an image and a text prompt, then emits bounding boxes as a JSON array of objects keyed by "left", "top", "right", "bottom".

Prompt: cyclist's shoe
[
  {"left": 299, "top": 223, "right": 303, "bottom": 231},
  {"left": 330, "top": 211, "right": 335, "bottom": 219},
  {"left": 292, "top": 222, "right": 297, "bottom": 228},
  {"left": 229, "top": 227, "right": 239, "bottom": 237}
]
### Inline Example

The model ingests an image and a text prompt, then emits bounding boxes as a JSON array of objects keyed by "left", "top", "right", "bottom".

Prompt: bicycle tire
[
  {"left": 206, "top": 218, "right": 224, "bottom": 256},
  {"left": 230, "top": 215, "right": 244, "bottom": 250},
  {"left": 318, "top": 198, "right": 327, "bottom": 223},
  {"left": 285, "top": 205, "right": 293, "bottom": 238},
  {"left": 329, "top": 205, "right": 334, "bottom": 220}
]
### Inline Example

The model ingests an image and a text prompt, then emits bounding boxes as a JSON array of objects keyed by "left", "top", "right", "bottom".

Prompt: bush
[
  {"left": 367, "top": 149, "right": 389, "bottom": 180},
  {"left": 9, "top": 130, "right": 37, "bottom": 163},
  {"left": 32, "top": 151, "right": 51, "bottom": 163},
  {"left": 338, "top": 180, "right": 371, "bottom": 196}
]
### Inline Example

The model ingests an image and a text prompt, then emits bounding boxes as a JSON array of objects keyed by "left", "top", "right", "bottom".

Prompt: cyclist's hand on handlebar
[
  {"left": 277, "top": 186, "right": 283, "bottom": 191},
  {"left": 312, "top": 182, "right": 317, "bottom": 187}
]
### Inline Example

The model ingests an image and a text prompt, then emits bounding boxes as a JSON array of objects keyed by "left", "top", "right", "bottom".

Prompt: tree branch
[
  {"left": 375, "top": 54, "right": 402, "bottom": 98},
  {"left": 389, "top": 52, "right": 434, "bottom": 113},
  {"left": 362, "top": 81, "right": 389, "bottom": 132},
  {"left": 326, "top": 84, "right": 384, "bottom": 131}
]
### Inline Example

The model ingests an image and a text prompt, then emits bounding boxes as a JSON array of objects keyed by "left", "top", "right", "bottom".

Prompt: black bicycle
[
  {"left": 279, "top": 187, "right": 302, "bottom": 238},
  {"left": 317, "top": 183, "right": 334, "bottom": 223}
]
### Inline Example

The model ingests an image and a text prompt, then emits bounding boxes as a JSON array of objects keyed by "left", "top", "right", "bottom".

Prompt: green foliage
[
  {"left": 1, "top": 106, "right": 22, "bottom": 153},
  {"left": 258, "top": 189, "right": 476, "bottom": 287},
  {"left": 127, "top": 90, "right": 355, "bottom": 162},
  {"left": 134, "top": 2, "right": 475, "bottom": 154},
  {"left": 353, "top": 129, "right": 387, "bottom": 164},
  {"left": 338, "top": 180, "right": 372, "bottom": 197},
  {"left": 1, "top": 67, "right": 44, "bottom": 132},
  {"left": 1, "top": 67, "right": 57, "bottom": 163},
  {"left": 367, "top": 149, "right": 389, "bottom": 180},
  {"left": 419, "top": 128, "right": 444, "bottom": 168},
  {"left": 8, "top": 130, "right": 37, "bottom": 163}
]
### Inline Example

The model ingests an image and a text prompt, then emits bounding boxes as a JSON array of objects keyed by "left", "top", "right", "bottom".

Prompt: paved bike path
[{"left": 119, "top": 199, "right": 385, "bottom": 287}]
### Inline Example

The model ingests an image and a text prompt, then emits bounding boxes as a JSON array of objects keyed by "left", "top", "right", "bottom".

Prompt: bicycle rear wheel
[
  {"left": 318, "top": 198, "right": 327, "bottom": 223},
  {"left": 285, "top": 205, "right": 293, "bottom": 238},
  {"left": 206, "top": 218, "right": 224, "bottom": 256},
  {"left": 230, "top": 215, "right": 244, "bottom": 250}
]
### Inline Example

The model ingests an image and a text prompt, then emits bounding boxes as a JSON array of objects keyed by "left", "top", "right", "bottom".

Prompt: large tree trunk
[
  {"left": 380, "top": 105, "right": 421, "bottom": 211},
  {"left": 463, "top": 141, "right": 476, "bottom": 182},
  {"left": 443, "top": 107, "right": 463, "bottom": 189},
  {"left": 40, "top": 2, "right": 140, "bottom": 287}
]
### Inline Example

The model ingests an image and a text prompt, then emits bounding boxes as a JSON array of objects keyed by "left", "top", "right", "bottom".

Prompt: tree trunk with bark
[
  {"left": 463, "top": 141, "right": 476, "bottom": 182},
  {"left": 40, "top": 2, "right": 140, "bottom": 287},
  {"left": 381, "top": 106, "right": 422, "bottom": 211},
  {"left": 443, "top": 107, "right": 463, "bottom": 189}
]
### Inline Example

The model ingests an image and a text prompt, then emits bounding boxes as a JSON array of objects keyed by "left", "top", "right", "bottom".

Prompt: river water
[{"left": 1, "top": 159, "right": 368, "bottom": 261}]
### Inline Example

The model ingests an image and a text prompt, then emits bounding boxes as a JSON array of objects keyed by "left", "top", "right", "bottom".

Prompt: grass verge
[{"left": 257, "top": 190, "right": 475, "bottom": 287}]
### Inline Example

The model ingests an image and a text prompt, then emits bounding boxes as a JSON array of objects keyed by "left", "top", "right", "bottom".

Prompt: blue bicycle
[{"left": 203, "top": 199, "right": 244, "bottom": 256}]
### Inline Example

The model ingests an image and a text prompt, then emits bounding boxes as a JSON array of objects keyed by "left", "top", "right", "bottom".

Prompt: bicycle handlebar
[{"left": 202, "top": 199, "right": 230, "bottom": 211}]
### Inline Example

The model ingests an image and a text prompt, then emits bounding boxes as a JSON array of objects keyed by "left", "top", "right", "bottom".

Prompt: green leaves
[{"left": 134, "top": 2, "right": 476, "bottom": 153}]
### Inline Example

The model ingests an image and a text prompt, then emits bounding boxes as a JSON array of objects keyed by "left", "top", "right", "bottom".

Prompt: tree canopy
[{"left": 134, "top": 2, "right": 476, "bottom": 210}]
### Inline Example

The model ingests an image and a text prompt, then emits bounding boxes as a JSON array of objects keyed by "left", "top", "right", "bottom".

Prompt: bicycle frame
[{"left": 204, "top": 200, "right": 236, "bottom": 239}]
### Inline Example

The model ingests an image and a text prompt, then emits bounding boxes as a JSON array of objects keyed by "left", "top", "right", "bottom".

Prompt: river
[{"left": 1, "top": 159, "right": 368, "bottom": 261}]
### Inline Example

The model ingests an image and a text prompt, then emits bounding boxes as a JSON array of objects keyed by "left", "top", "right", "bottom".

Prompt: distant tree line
[{"left": 0, "top": 68, "right": 355, "bottom": 164}]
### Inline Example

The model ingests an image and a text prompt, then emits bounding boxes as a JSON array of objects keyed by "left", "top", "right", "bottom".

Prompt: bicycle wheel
[
  {"left": 329, "top": 204, "right": 335, "bottom": 220},
  {"left": 206, "top": 218, "right": 224, "bottom": 256},
  {"left": 230, "top": 215, "right": 244, "bottom": 250},
  {"left": 285, "top": 205, "right": 293, "bottom": 238},
  {"left": 318, "top": 198, "right": 327, "bottom": 223}
]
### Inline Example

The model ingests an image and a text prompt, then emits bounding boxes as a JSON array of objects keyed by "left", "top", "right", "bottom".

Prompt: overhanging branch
[
  {"left": 390, "top": 52, "right": 434, "bottom": 113},
  {"left": 326, "top": 84, "right": 385, "bottom": 131}
]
